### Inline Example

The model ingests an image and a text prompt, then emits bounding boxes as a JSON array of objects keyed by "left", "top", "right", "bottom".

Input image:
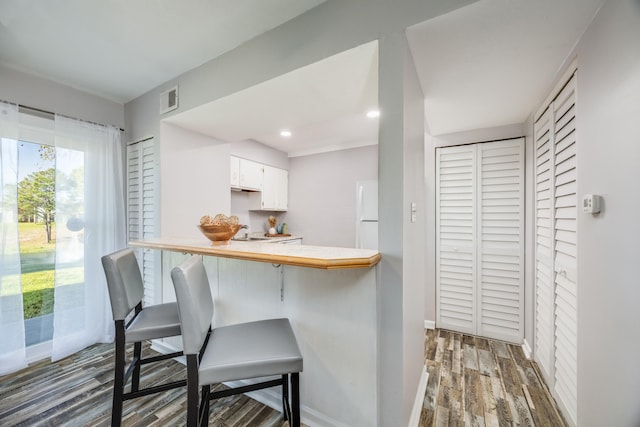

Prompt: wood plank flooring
[
  {"left": 1, "top": 329, "right": 567, "bottom": 426},
  {"left": 419, "top": 329, "right": 567, "bottom": 427},
  {"left": 0, "top": 342, "right": 299, "bottom": 426}
]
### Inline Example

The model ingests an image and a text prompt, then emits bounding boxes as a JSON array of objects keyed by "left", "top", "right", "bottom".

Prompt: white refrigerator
[{"left": 356, "top": 180, "right": 378, "bottom": 250}]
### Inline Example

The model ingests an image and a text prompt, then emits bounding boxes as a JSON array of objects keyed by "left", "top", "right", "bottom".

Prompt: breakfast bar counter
[
  {"left": 131, "top": 237, "right": 381, "bottom": 426},
  {"left": 130, "top": 236, "right": 381, "bottom": 269}
]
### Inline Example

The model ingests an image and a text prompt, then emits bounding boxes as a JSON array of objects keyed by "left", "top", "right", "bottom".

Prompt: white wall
[
  {"left": 159, "top": 123, "right": 230, "bottom": 238},
  {"left": 573, "top": 0, "right": 640, "bottom": 425},
  {"left": 401, "top": 38, "right": 427, "bottom": 423},
  {"left": 230, "top": 140, "right": 289, "bottom": 170},
  {"left": 287, "top": 145, "right": 378, "bottom": 247},
  {"left": 0, "top": 64, "right": 124, "bottom": 130}
]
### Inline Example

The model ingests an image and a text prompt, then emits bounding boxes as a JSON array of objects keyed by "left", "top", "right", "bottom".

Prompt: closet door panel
[
  {"left": 436, "top": 145, "right": 477, "bottom": 334},
  {"left": 534, "top": 107, "right": 555, "bottom": 382},
  {"left": 478, "top": 139, "right": 524, "bottom": 342},
  {"left": 552, "top": 76, "right": 578, "bottom": 425},
  {"left": 534, "top": 72, "right": 578, "bottom": 426}
]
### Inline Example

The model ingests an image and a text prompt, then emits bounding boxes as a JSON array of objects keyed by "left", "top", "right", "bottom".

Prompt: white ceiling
[
  {"left": 0, "top": 0, "right": 605, "bottom": 154},
  {"left": 406, "top": 0, "right": 605, "bottom": 136},
  {"left": 164, "top": 41, "right": 379, "bottom": 157},
  {"left": 0, "top": 0, "right": 324, "bottom": 103}
]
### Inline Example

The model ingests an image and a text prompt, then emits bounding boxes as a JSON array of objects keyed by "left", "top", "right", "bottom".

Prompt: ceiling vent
[{"left": 159, "top": 86, "right": 178, "bottom": 114}]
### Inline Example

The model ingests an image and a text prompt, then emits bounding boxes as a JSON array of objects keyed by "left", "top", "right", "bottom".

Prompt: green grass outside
[
  {"left": 22, "top": 271, "right": 55, "bottom": 319},
  {"left": 11, "top": 222, "right": 85, "bottom": 319},
  {"left": 19, "top": 222, "right": 57, "bottom": 319},
  {"left": 21, "top": 266, "right": 84, "bottom": 318}
]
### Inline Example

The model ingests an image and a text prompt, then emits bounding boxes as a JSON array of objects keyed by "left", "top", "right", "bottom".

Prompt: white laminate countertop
[{"left": 129, "top": 236, "right": 381, "bottom": 270}]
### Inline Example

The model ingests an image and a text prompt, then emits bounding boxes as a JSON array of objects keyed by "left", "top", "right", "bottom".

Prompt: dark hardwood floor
[
  {"left": 0, "top": 329, "right": 566, "bottom": 426},
  {"left": 419, "top": 328, "right": 567, "bottom": 427}
]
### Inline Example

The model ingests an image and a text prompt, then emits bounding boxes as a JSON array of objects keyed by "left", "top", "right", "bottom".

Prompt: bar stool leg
[
  {"left": 282, "top": 374, "right": 290, "bottom": 421},
  {"left": 132, "top": 341, "right": 142, "bottom": 392},
  {"left": 291, "top": 373, "right": 300, "bottom": 427},
  {"left": 186, "top": 355, "right": 200, "bottom": 427},
  {"left": 112, "top": 320, "right": 126, "bottom": 427}
]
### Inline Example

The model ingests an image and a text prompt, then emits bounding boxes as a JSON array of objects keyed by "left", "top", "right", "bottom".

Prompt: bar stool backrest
[
  {"left": 170, "top": 256, "right": 214, "bottom": 355},
  {"left": 102, "top": 248, "right": 145, "bottom": 321}
]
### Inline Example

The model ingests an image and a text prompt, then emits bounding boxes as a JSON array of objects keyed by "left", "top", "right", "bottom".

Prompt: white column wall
[{"left": 573, "top": 0, "right": 640, "bottom": 425}]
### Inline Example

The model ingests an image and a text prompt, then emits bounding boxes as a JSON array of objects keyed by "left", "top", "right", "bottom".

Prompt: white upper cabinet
[
  {"left": 250, "top": 165, "right": 288, "bottom": 211},
  {"left": 231, "top": 156, "right": 263, "bottom": 191},
  {"left": 230, "top": 155, "right": 240, "bottom": 188}
]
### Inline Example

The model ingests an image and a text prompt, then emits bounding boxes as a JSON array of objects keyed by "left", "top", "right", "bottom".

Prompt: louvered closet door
[
  {"left": 436, "top": 139, "right": 524, "bottom": 341},
  {"left": 478, "top": 139, "right": 524, "bottom": 343},
  {"left": 534, "top": 107, "right": 555, "bottom": 382},
  {"left": 552, "top": 76, "right": 578, "bottom": 426},
  {"left": 127, "top": 138, "right": 158, "bottom": 307},
  {"left": 436, "top": 145, "right": 477, "bottom": 335},
  {"left": 534, "top": 72, "right": 578, "bottom": 427}
]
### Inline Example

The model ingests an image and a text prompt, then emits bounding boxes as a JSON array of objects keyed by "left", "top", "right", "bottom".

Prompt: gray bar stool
[
  {"left": 102, "top": 248, "right": 185, "bottom": 427},
  {"left": 170, "top": 256, "right": 303, "bottom": 427}
]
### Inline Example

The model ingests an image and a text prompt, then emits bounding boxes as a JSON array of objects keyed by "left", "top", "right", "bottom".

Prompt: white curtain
[
  {"left": 51, "top": 115, "right": 126, "bottom": 361},
  {"left": 0, "top": 101, "right": 27, "bottom": 375}
]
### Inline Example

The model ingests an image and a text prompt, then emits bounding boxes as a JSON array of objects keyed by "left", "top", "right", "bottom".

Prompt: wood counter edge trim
[{"left": 129, "top": 241, "right": 381, "bottom": 270}]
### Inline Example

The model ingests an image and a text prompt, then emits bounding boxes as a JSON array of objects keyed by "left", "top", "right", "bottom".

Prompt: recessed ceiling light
[
  {"left": 280, "top": 129, "right": 292, "bottom": 137},
  {"left": 366, "top": 110, "right": 380, "bottom": 119}
]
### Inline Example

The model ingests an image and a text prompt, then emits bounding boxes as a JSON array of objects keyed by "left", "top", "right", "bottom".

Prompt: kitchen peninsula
[
  {"left": 130, "top": 236, "right": 380, "bottom": 269},
  {"left": 130, "top": 237, "right": 381, "bottom": 427}
]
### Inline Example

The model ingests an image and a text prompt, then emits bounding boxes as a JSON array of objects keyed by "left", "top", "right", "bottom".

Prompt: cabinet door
[
  {"left": 239, "top": 159, "right": 263, "bottom": 191},
  {"left": 274, "top": 167, "right": 288, "bottom": 210},
  {"left": 262, "top": 165, "right": 277, "bottom": 210},
  {"left": 230, "top": 156, "right": 240, "bottom": 188},
  {"left": 261, "top": 165, "right": 288, "bottom": 211}
]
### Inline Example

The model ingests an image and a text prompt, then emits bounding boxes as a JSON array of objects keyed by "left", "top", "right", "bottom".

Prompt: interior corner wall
[
  {"left": 402, "top": 36, "right": 427, "bottom": 424},
  {"left": 0, "top": 65, "right": 124, "bottom": 130},
  {"left": 573, "top": 0, "right": 640, "bottom": 425}
]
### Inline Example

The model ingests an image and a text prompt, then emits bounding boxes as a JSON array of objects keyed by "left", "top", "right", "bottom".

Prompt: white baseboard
[
  {"left": 227, "top": 379, "right": 351, "bottom": 427},
  {"left": 408, "top": 365, "right": 429, "bottom": 427},
  {"left": 424, "top": 320, "right": 436, "bottom": 330},
  {"left": 521, "top": 338, "right": 532, "bottom": 359}
]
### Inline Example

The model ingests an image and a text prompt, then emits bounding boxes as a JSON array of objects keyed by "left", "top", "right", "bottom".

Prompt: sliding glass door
[
  {"left": 1, "top": 101, "right": 125, "bottom": 373},
  {"left": 18, "top": 141, "right": 57, "bottom": 347}
]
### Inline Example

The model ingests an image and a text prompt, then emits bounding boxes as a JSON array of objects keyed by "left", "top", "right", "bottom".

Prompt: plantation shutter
[
  {"left": 534, "top": 71, "right": 578, "bottom": 427},
  {"left": 126, "top": 138, "right": 158, "bottom": 307},
  {"left": 552, "top": 75, "right": 578, "bottom": 425},
  {"left": 478, "top": 139, "right": 524, "bottom": 343},
  {"left": 436, "top": 144, "right": 477, "bottom": 335},
  {"left": 534, "top": 106, "right": 555, "bottom": 382}
]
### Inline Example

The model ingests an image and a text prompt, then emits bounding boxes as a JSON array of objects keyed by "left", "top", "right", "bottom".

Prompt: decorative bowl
[{"left": 198, "top": 223, "right": 244, "bottom": 245}]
